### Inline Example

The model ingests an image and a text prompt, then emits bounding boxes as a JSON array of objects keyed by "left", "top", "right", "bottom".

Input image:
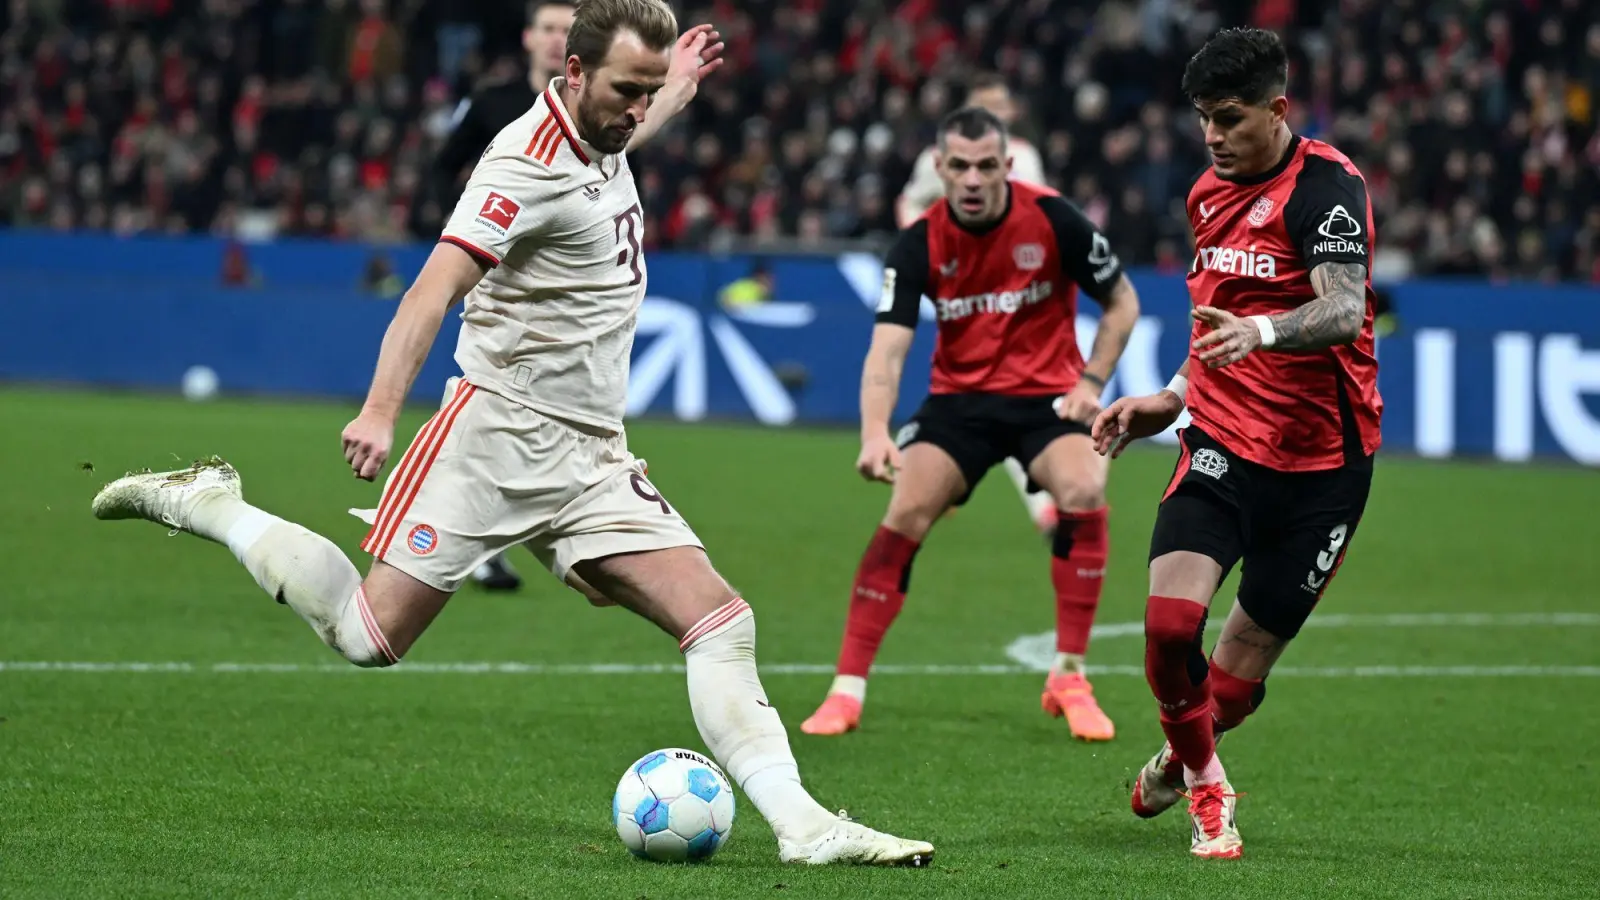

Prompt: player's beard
[{"left": 576, "top": 94, "right": 635, "bottom": 155}]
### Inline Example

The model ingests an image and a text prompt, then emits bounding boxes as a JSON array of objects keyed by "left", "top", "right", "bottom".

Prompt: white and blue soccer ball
[{"left": 612, "top": 748, "right": 735, "bottom": 862}]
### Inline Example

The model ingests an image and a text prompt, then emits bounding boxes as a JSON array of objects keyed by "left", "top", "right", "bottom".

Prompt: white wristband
[
  {"left": 1164, "top": 373, "right": 1188, "bottom": 404},
  {"left": 1249, "top": 314, "right": 1277, "bottom": 348}
]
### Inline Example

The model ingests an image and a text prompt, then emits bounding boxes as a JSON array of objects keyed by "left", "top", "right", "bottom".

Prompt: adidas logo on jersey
[
  {"left": 935, "top": 280, "right": 1054, "bottom": 321},
  {"left": 1194, "top": 245, "right": 1279, "bottom": 279}
]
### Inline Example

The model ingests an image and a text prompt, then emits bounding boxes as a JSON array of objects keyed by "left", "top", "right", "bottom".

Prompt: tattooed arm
[{"left": 1266, "top": 261, "right": 1367, "bottom": 350}]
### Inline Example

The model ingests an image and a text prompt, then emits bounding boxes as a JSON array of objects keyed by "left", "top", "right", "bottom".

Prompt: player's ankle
[
  {"left": 1051, "top": 652, "right": 1087, "bottom": 676},
  {"left": 1185, "top": 754, "right": 1226, "bottom": 788},
  {"left": 827, "top": 674, "right": 867, "bottom": 702},
  {"left": 743, "top": 765, "right": 834, "bottom": 844}
]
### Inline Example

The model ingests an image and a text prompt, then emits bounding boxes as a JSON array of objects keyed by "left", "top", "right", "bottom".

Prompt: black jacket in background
[{"left": 411, "top": 78, "right": 540, "bottom": 238}]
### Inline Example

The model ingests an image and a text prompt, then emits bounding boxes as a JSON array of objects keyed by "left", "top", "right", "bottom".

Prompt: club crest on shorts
[
  {"left": 895, "top": 421, "right": 919, "bottom": 447},
  {"left": 1248, "top": 196, "right": 1276, "bottom": 227},
  {"left": 407, "top": 524, "right": 439, "bottom": 555},
  {"left": 1190, "top": 448, "right": 1229, "bottom": 480},
  {"left": 1013, "top": 242, "right": 1046, "bottom": 271}
]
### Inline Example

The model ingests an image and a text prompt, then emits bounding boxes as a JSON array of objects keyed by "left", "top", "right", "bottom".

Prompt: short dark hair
[
  {"left": 938, "top": 106, "right": 1008, "bottom": 153},
  {"left": 965, "top": 71, "right": 1009, "bottom": 96},
  {"left": 566, "top": 0, "right": 677, "bottom": 70},
  {"left": 1181, "top": 27, "right": 1289, "bottom": 106}
]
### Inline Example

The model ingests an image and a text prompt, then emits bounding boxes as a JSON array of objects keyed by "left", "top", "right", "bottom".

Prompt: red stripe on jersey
[
  {"left": 543, "top": 84, "right": 591, "bottom": 166},
  {"left": 440, "top": 236, "right": 500, "bottom": 268},
  {"left": 524, "top": 116, "right": 556, "bottom": 157},
  {"left": 535, "top": 122, "right": 563, "bottom": 165}
]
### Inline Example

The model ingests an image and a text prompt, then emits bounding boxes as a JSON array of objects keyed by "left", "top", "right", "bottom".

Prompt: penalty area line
[{"left": 0, "top": 661, "right": 1597, "bottom": 678}]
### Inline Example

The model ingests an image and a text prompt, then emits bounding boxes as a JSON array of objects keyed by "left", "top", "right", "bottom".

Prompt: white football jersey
[
  {"left": 441, "top": 77, "right": 646, "bottom": 434},
  {"left": 899, "top": 137, "right": 1047, "bottom": 221}
]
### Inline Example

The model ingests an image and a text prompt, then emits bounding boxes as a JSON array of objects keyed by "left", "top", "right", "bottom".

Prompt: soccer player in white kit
[
  {"left": 895, "top": 74, "right": 1062, "bottom": 537},
  {"left": 91, "top": 0, "right": 933, "bottom": 868}
]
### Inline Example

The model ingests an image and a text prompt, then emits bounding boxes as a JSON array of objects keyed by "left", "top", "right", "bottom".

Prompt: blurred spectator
[
  {"left": 362, "top": 250, "right": 403, "bottom": 296},
  {"left": 0, "top": 0, "right": 1596, "bottom": 282},
  {"left": 719, "top": 259, "right": 774, "bottom": 309}
]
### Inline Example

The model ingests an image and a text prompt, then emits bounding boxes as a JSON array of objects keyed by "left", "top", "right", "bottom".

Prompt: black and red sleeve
[
  {"left": 1038, "top": 195, "right": 1124, "bottom": 303},
  {"left": 873, "top": 219, "right": 931, "bottom": 328},
  {"left": 1282, "top": 155, "right": 1373, "bottom": 270}
]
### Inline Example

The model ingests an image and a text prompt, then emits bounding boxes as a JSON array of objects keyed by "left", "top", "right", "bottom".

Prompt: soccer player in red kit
[
  {"left": 802, "top": 107, "right": 1143, "bottom": 740},
  {"left": 1093, "top": 28, "right": 1382, "bottom": 860}
]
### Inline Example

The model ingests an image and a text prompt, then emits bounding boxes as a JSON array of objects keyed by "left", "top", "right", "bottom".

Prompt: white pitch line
[
  {"left": 1006, "top": 611, "right": 1600, "bottom": 671},
  {"left": 1, "top": 661, "right": 1598, "bottom": 678}
]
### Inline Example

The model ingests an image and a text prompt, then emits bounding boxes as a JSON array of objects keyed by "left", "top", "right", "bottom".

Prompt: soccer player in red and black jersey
[
  {"left": 1092, "top": 28, "right": 1383, "bottom": 860},
  {"left": 801, "top": 107, "right": 1143, "bottom": 741}
]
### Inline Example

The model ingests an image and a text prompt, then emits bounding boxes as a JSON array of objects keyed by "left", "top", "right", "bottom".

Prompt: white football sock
[
  {"left": 190, "top": 493, "right": 396, "bottom": 667},
  {"left": 681, "top": 599, "right": 836, "bottom": 845},
  {"left": 1051, "top": 652, "right": 1087, "bottom": 676},
  {"left": 1186, "top": 753, "right": 1227, "bottom": 788},
  {"left": 826, "top": 674, "right": 867, "bottom": 703}
]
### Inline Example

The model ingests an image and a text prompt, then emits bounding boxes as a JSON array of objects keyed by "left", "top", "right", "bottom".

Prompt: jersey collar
[
  {"left": 946, "top": 184, "right": 1014, "bottom": 236},
  {"left": 544, "top": 77, "right": 596, "bottom": 166},
  {"left": 1217, "top": 134, "right": 1302, "bottom": 186}
]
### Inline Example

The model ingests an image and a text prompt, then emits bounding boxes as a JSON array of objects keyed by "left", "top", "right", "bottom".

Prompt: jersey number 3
[{"left": 614, "top": 203, "right": 643, "bottom": 286}]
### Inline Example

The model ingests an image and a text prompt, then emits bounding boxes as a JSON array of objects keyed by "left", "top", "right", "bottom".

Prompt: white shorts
[{"left": 357, "top": 379, "right": 702, "bottom": 592}]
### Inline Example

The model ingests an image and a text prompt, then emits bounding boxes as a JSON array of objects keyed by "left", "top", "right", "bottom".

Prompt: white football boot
[
  {"left": 1130, "top": 741, "right": 1187, "bottom": 818},
  {"left": 777, "top": 810, "right": 934, "bottom": 867},
  {"left": 91, "top": 456, "right": 241, "bottom": 534}
]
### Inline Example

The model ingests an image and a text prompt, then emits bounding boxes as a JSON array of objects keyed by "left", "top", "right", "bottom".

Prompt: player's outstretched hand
[
  {"left": 670, "top": 23, "right": 725, "bottom": 91},
  {"left": 1054, "top": 381, "right": 1103, "bottom": 424},
  {"left": 857, "top": 433, "right": 904, "bottom": 484},
  {"left": 341, "top": 411, "right": 394, "bottom": 482},
  {"left": 1192, "top": 305, "right": 1263, "bottom": 367},
  {"left": 1092, "top": 392, "right": 1184, "bottom": 458}
]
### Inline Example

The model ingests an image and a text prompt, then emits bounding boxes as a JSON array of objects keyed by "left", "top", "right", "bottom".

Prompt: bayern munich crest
[
  {"left": 1247, "top": 196, "right": 1276, "bottom": 227},
  {"left": 407, "top": 524, "right": 439, "bottom": 555}
]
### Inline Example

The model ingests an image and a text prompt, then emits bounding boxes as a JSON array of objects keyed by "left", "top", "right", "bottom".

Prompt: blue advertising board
[{"left": 2, "top": 232, "right": 1597, "bottom": 463}]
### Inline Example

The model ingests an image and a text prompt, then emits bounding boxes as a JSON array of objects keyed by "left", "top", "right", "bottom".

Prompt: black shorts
[
  {"left": 896, "top": 393, "right": 1090, "bottom": 505},
  {"left": 1149, "top": 425, "right": 1373, "bottom": 640}
]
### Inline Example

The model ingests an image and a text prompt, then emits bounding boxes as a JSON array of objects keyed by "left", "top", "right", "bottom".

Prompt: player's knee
[
  {"left": 881, "top": 503, "right": 941, "bottom": 541},
  {"left": 328, "top": 587, "right": 404, "bottom": 668},
  {"left": 1050, "top": 481, "right": 1106, "bottom": 515},
  {"left": 329, "top": 619, "right": 401, "bottom": 668},
  {"left": 1144, "top": 596, "right": 1208, "bottom": 661}
]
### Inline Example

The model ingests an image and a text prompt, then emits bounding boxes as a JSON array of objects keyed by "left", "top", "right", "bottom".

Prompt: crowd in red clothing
[{"left": 2, "top": 0, "right": 1597, "bottom": 281}]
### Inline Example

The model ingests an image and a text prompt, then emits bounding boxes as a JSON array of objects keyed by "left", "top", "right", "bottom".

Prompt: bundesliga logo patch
[
  {"left": 476, "top": 192, "right": 520, "bottom": 234},
  {"left": 407, "top": 524, "right": 439, "bottom": 555},
  {"left": 1190, "top": 448, "right": 1229, "bottom": 480}
]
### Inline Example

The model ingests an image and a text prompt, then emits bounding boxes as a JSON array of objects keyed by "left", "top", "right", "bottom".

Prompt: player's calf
[
  {"left": 91, "top": 457, "right": 430, "bottom": 668},
  {"left": 1209, "top": 659, "right": 1265, "bottom": 733},
  {"left": 1144, "top": 595, "right": 1223, "bottom": 782}
]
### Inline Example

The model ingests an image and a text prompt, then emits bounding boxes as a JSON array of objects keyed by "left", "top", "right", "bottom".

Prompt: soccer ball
[{"left": 612, "top": 748, "right": 735, "bottom": 862}]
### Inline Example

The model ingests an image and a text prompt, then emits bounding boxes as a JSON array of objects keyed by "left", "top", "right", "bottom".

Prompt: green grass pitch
[{"left": 2, "top": 386, "right": 1597, "bottom": 898}]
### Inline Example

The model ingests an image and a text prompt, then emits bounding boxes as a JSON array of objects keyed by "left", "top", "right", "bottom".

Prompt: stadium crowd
[{"left": 1, "top": 0, "right": 1597, "bottom": 281}]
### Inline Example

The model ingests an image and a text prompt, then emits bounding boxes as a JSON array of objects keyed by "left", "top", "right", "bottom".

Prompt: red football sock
[
  {"left": 1051, "top": 506, "right": 1109, "bottom": 655},
  {"left": 1209, "top": 658, "right": 1265, "bottom": 734},
  {"left": 1144, "top": 595, "right": 1216, "bottom": 773},
  {"left": 835, "top": 526, "right": 921, "bottom": 678}
]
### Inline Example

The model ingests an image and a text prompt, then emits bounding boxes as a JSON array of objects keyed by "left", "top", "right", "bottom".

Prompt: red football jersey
[
  {"left": 1186, "top": 135, "right": 1383, "bottom": 472},
  {"left": 876, "top": 181, "right": 1125, "bottom": 396}
]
